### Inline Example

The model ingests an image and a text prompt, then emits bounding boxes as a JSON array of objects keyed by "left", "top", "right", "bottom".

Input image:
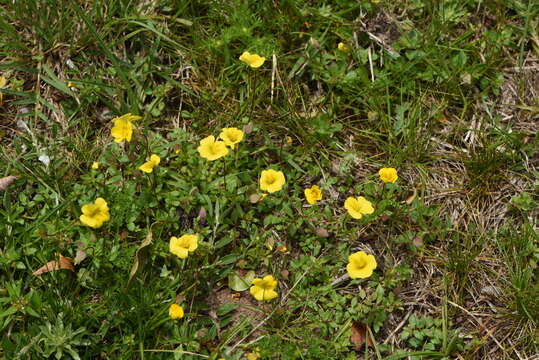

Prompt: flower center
[
  {"left": 88, "top": 208, "right": 102, "bottom": 218},
  {"left": 354, "top": 258, "right": 366, "bottom": 268},
  {"left": 209, "top": 143, "right": 220, "bottom": 155},
  {"left": 265, "top": 175, "right": 276, "bottom": 185},
  {"left": 259, "top": 282, "right": 273, "bottom": 290}
]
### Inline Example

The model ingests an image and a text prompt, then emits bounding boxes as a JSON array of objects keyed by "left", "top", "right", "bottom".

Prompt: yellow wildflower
[
  {"left": 379, "top": 167, "right": 398, "bottom": 183},
  {"left": 239, "top": 51, "right": 266, "bottom": 68},
  {"left": 246, "top": 352, "right": 260, "bottom": 360},
  {"left": 347, "top": 251, "right": 377, "bottom": 279},
  {"left": 304, "top": 185, "right": 322, "bottom": 205},
  {"left": 259, "top": 169, "right": 286, "bottom": 193},
  {"left": 0, "top": 75, "right": 7, "bottom": 105},
  {"left": 250, "top": 275, "right": 278, "bottom": 301},
  {"left": 219, "top": 127, "right": 244, "bottom": 148},
  {"left": 139, "top": 154, "right": 161, "bottom": 173},
  {"left": 169, "top": 234, "right": 198, "bottom": 259},
  {"left": 337, "top": 42, "right": 349, "bottom": 52},
  {"left": 169, "top": 304, "right": 184, "bottom": 319},
  {"left": 91, "top": 162, "right": 100, "bottom": 170},
  {"left": 344, "top": 196, "right": 374, "bottom": 219},
  {"left": 80, "top": 198, "right": 110, "bottom": 229},
  {"left": 197, "top": 135, "right": 229, "bottom": 161},
  {"left": 111, "top": 113, "right": 140, "bottom": 143}
]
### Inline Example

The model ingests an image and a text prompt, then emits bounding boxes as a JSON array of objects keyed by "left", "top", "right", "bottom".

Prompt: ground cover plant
[{"left": 0, "top": 0, "right": 538, "bottom": 359}]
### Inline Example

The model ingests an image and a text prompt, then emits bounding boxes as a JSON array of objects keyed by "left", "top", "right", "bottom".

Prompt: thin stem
[
  {"left": 248, "top": 71, "right": 258, "bottom": 121},
  {"left": 222, "top": 157, "right": 227, "bottom": 191}
]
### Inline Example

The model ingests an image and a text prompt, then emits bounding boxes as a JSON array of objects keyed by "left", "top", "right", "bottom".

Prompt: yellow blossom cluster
[{"left": 197, "top": 127, "right": 245, "bottom": 161}]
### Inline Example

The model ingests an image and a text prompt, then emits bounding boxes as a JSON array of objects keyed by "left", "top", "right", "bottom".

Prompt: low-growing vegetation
[{"left": 0, "top": 0, "right": 537, "bottom": 359}]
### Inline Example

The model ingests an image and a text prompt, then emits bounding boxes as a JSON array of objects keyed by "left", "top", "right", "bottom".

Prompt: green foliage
[{"left": 1, "top": 0, "right": 537, "bottom": 358}]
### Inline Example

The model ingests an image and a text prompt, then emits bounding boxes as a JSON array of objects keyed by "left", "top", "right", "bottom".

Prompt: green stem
[
  {"left": 248, "top": 71, "right": 258, "bottom": 121},
  {"left": 222, "top": 157, "right": 227, "bottom": 191}
]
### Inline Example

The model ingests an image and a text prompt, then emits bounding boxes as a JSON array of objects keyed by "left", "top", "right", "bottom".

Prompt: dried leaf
[
  {"left": 0, "top": 176, "right": 17, "bottom": 191},
  {"left": 127, "top": 231, "right": 153, "bottom": 287},
  {"left": 405, "top": 188, "right": 418, "bottom": 205},
  {"left": 243, "top": 123, "right": 253, "bottom": 134},
  {"left": 198, "top": 207, "right": 207, "bottom": 224},
  {"left": 33, "top": 254, "right": 74, "bottom": 275},
  {"left": 315, "top": 227, "right": 329, "bottom": 238},
  {"left": 74, "top": 242, "right": 87, "bottom": 265},
  {"left": 351, "top": 322, "right": 373, "bottom": 350},
  {"left": 249, "top": 193, "right": 261, "bottom": 204}
]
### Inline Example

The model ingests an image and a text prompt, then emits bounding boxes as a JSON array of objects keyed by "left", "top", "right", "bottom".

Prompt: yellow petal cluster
[
  {"left": 304, "top": 185, "right": 322, "bottom": 205},
  {"left": 239, "top": 51, "right": 266, "bottom": 68},
  {"left": 80, "top": 198, "right": 110, "bottom": 229},
  {"left": 346, "top": 251, "right": 377, "bottom": 279},
  {"left": 259, "top": 169, "right": 286, "bottom": 193},
  {"left": 250, "top": 275, "right": 278, "bottom": 301},
  {"left": 337, "top": 42, "right": 349, "bottom": 52},
  {"left": 139, "top": 154, "right": 161, "bottom": 173},
  {"left": 219, "top": 127, "right": 244, "bottom": 148},
  {"left": 169, "top": 234, "right": 198, "bottom": 259},
  {"left": 379, "top": 167, "right": 398, "bottom": 183},
  {"left": 111, "top": 113, "right": 140, "bottom": 143},
  {"left": 344, "top": 196, "right": 374, "bottom": 219},
  {"left": 197, "top": 135, "right": 229, "bottom": 161},
  {"left": 91, "top": 161, "right": 100, "bottom": 170},
  {"left": 169, "top": 303, "right": 184, "bottom": 319}
]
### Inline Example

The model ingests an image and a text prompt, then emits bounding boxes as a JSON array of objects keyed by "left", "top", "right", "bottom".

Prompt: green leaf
[{"left": 228, "top": 270, "right": 255, "bottom": 291}]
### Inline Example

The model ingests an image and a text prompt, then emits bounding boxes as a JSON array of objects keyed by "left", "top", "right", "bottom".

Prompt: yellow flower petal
[
  {"left": 169, "top": 304, "right": 184, "bottom": 319},
  {"left": 111, "top": 117, "right": 134, "bottom": 143},
  {"left": 344, "top": 196, "right": 374, "bottom": 219},
  {"left": 169, "top": 235, "right": 198, "bottom": 259},
  {"left": 259, "top": 169, "right": 286, "bottom": 193},
  {"left": 80, "top": 198, "right": 110, "bottom": 229},
  {"left": 250, "top": 275, "right": 278, "bottom": 301},
  {"left": 304, "top": 185, "right": 323, "bottom": 205},
  {"left": 379, "top": 168, "right": 398, "bottom": 183},
  {"left": 346, "top": 251, "right": 377, "bottom": 279},
  {"left": 239, "top": 51, "right": 266, "bottom": 68},
  {"left": 219, "top": 127, "right": 244, "bottom": 148},
  {"left": 91, "top": 162, "right": 100, "bottom": 170},
  {"left": 337, "top": 42, "right": 349, "bottom": 52},
  {"left": 197, "top": 135, "right": 229, "bottom": 161}
]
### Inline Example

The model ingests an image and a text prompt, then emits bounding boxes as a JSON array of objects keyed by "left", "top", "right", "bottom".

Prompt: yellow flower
[
  {"left": 197, "top": 135, "right": 229, "bottom": 161},
  {"left": 239, "top": 51, "right": 266, "bottom": 68},
  {"left": 80, "top": 198, "right": 110, "bottom": 229},
  {"left": 169, "top": 304, "right": 184, "bottom": 319},
  {"left": 304, "top": 185, "right": 322, "bottom": 205},
  {"left": 259, "top": 169, "right": 286, "bottom": 193},
  {"left": 111, "top": 113, "right": 140, "bottom": 143},
  {"left": 344, "top": 196, "right": 374, "bottom": 219},
  {"left": 139, "top": 154, "right": 161, "bottom": 173},
  {"left": 0, "top": 75, "right": 7, "bottom": 105},
  {"left": 219, "top": 127, "right": 244, "bottom": 148},
  {"left": 347, "top": 251, "right": 377, "bottom": 279},
  {"left": 246, "top": 352, "right": 260, "bottom": 360},
  {"left": 169, "top": 234, "right": 198, "bottom": 259},
  {"left": 250, "top": 275, "right": 278, "bottom": 301},
  {"left": 379, "top": 168, "right": 398, "bottom": 183},
  {"left": 91, "top": 162, "right": 100, "bottom": 170},
  {"left": 337, "top": 42, "right": 349, "bottom": 52}
]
